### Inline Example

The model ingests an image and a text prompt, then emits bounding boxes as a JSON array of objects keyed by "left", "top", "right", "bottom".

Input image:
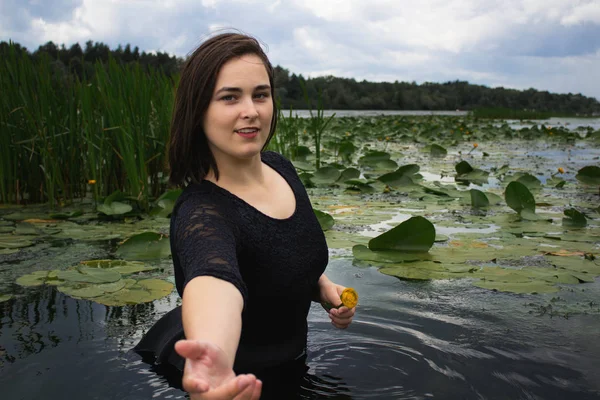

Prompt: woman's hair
[{"left": 168, "top": 32, "right": 278, "bottom": 186}]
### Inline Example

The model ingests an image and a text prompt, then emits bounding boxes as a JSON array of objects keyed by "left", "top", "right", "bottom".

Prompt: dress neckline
[{"left": 201, "top": 153, "right": 298, "bottom": 222}]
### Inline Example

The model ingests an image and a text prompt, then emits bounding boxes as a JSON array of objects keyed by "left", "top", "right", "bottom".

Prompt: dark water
[{"left": 1, "top": 258, "right": 599, "bottom": 399}]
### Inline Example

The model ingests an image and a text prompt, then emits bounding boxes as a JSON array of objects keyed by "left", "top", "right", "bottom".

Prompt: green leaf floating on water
[
  {"left": 0, "top": 294, "right": 13, "bottom": 303},
  {"left": 0, "top": 235, "right": 35, "bottom": 249},
  {"left": 576, "top": 166, "right": 600, "bottom": 186},
  {"left": 58, "top": 279, "right": 127, "bottom": 299},
  {"left": 93, "top": 279, "right": 174, "bottom": 306},
  {"left": 150, "top": 189, "right": 182, "bottom": 218},
  {"left": 430, "top": 144, "right": 447, "bottom": 158},
  {"left": 313, "top": 166, "right": 341, "bottom": 184},
  {"left": 562, "top": 208, "right": 587, "bottom": 228},
  {"left": 369, "top": 216, "right": 436, "bottom": 252},
  {"left": 338, "top": 168, "right": 360, "bottom": 183},
  {"left": 314, "top": 209, "right": 335, "bottom": 231},
  {"left": 353, "top": 244, "right": 432, "bottom": 263},
  {"left": 470, "top": 189, "right": 489, "bottom": 208},
  {"left": 57, "top": 266, "right": 122, "bottom": 284},
  {"left": 16, "top": 271, "right": 50, "bottom": 286},
  {"left": 473, "top": 280, "right": 559, "bottom": 294},
  {"left": 79, "top": 259, "right": 159, "bottom": 275},
  {"left": 516, "top": 173, "right": 542, "bottom": 190},
  {"left": 455, "top": 160, "right": 474, "bottom": 175},
  {"left": 505, "top": 181, "right": 535, "bottom": 214},
  {"left": 116, "top": 232, "right": 171, "bottom": 260},
  {"left": 97, "top": 190, "right": 133, "bottom": 216},
  {"left": 358, "top": 151, "right": 390, "bottom": 166}
]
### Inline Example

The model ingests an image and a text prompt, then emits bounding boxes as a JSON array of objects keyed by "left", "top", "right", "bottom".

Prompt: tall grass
[{"left": 0, "top": 44, "right": 173, "bottom": 208}]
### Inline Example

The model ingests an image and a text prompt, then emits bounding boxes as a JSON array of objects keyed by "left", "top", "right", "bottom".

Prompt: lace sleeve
[{"left": 172, "top": 194, "right": 248, "bottom": 305}]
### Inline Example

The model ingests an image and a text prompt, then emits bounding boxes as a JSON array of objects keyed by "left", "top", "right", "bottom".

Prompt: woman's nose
[{"left": 240, "top": 98, "right": 259, "bottom": 120}]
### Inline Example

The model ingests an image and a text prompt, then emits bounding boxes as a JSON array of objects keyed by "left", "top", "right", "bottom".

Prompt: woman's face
[{"left": 203, "top": 53, "right": 273, "bottom": 165}]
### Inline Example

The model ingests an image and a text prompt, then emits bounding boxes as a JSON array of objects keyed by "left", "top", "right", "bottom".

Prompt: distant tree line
[{"left": 3, "top": 40, "right": 599, "bottom": 115}]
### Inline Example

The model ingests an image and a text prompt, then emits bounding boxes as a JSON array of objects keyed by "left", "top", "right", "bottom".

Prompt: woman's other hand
[
  {"left": 175, "top": 340, "right": 262, "bottom": 400},
  {"left": 319, "top": 281, "right": 356, "bottom": 329}
]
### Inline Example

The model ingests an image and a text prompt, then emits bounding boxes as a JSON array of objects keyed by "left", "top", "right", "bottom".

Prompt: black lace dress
[{"left": 134, "top": 151, "right": 329, "bottom": 380}]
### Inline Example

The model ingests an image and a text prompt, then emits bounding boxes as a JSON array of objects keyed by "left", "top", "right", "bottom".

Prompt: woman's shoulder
[{"left": 172, "top": 181, "right": 228, "bottom": 219}]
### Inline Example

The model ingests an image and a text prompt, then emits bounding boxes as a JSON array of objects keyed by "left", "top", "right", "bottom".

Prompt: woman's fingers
[{"left": 329, "top": 306, "right": 356, "bottom": 329}]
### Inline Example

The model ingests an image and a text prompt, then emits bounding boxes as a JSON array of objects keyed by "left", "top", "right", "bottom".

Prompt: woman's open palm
[{"left": 175, "top": 340, "right": 262, "bottom": 400}]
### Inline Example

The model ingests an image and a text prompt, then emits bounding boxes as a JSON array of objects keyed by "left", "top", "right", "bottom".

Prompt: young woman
[{"left": 134, "top": 32, "right": 356, "bottom": 399}]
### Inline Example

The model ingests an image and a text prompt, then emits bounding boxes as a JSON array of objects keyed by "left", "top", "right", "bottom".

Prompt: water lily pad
[
  {"left": 58, "top": 279, "right": 126, "bottom": 299},
  {"left": 57, "top": 266, "right": 122, "bottom": 284},
  {"left": 353, "top": 244, "right": 432, "bottom": 263},
  {"left": 430, "top": 144, "right": 447, "bottom": 158},
  {"left": 314, "top": 209, "right": 335, "bottom": 231},
  {"left": 470, "top": 189, "right": 489, "bottom": 208},
  {"left": 562, "top": 208, "right": 587, "bottom": 228},
  {"left": 0, "top": 235, "right": 34, "bottom": 248},
  {"left": 97, "top": 201, "right": 132, "bottom": 216},
  {"left": 0, "top": 294, "right": 13, "bottom": 303},
  {"left": 49, "top": 210, "right": 84, "bottom": 220},
  {"left": 516, "top": 174, "right": 542, "bottom": 190},
  {"left": 0, "top": 248, "right": 19, "bottom": 255},
  {"left": 455, "top": 161, "right": 473, "bottom": 175},
  {"left": 16, "top": 271, "right": 50, "bottom": 286},
  {"left": 150, "top": 189, "right": 182, "bottom": 218},
  {"left": 313, "top": 166, "right": 342, "bottom": 184},
  {"left": 93, "top": 278, "right": 173, "bottom": 306},
  {"left": 368, "top": 216, "right": 436, "bottom": 252},
  {"left": 379, "top": 262, "right": 466, "bottom": 281},
  {"left": 116, "top": 232, "right": 171, "bottom": 260},
  {"left": 473, "top": 280, "right": 559, "bottom": 294},
  {"left": 338, "top": 168, "right": 360, "bottom": 183},
  {"left": 505, "top": 181, "right": 535, "bottom": 214},
  {"left": 79, "top": 259, "right": 157, "bottom": 275},
  {"left": 0, "top": 226, "right": 14, "bottom": 233},
  {"left": 576, "top": 166, "right": 600, "bottom": 186}
]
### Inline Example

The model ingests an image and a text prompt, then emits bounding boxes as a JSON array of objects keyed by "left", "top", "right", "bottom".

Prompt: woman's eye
[
  {"left": 220, "top": 95, "right": 235, "bottom": 101},
  {"left": 254, "top": 93, "right": 269, "bottom": 99}
]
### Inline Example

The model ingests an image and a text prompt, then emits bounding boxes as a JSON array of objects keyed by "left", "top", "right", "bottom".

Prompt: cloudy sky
[{"left": 2, "top": 0, "right": 600, "bottom": 100}]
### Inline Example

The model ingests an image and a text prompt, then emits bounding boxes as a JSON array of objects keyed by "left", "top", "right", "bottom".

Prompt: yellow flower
[
  {"left": 473, "top": 143, "right": 478, "bottom": 148},
  {"left": 340, "top": 287, "right": 358, "bottom": 309},
  {"left": 345, "top": 131, "right": 351, "bottom": 136},
  {"left": 385, "top": 136, "right": 390, "bottom": 141},
  {"left": 558, "top": 167, "right": 564, "bottom": 174},
  {"left": 88, "top": 179, "right": 96, "bottom": 185}
]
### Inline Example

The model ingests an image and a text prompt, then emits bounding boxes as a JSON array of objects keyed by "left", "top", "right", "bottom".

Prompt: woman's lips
[{"left": 236, "top": 129, "right": 259, "bottom": 138}]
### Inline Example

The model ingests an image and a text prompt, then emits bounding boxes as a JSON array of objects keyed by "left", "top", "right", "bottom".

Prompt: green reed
[{"left": 0, "top": 43, "right": 173, "bottom": 209}]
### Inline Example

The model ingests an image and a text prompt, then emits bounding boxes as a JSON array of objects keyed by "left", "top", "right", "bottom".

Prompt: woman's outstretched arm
[{"left": 176, "top": 276, "right": 261, "bottom": 399}]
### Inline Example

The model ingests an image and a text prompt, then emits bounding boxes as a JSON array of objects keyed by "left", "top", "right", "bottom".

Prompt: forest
[{"left": 2, "top": 40, "right": 600, "bottom": 115}]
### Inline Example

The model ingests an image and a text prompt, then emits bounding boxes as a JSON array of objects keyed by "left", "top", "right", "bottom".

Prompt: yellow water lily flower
[
  {"left": 473, "top": 143, "right": 478, "bottom": 148},
  {"left": 558, "top": 167, "right": 564, "bottom": 174},
  {"left": 340, "top": 287, "right": 358, "bottom": 308},
  {"left": 88, "top": 179, "right": 96, "bottom": 185}
]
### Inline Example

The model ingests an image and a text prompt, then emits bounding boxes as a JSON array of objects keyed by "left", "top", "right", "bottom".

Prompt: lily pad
[
  {"left": 562, "top": 208, "right": 587, "bottom": 228},
  {"left": 0, "top": 294, "right": 13, "bottom": 303},
  {"left": 430, "top": 144, "right": 448, "bottom": 158},
  {"left": 505, "top": 181, "right": 535, "bottom": 214},
  {"left": 97, "top": 201, "right": 133, "bottom": 216},
  {"left": 368, "top": 216, "right": 436, "bottom": 252},
  {"left": 470, "top": 189, "right": 489, "bottom": 208},
  {"left": 576, "top": 166, "right": 600, "bottom": 186},
  {"left": 80, "top": 259, "right": 158, "bottom": 275},
  {"left": 57, "top": 279, "right": 126, "bottom": 299},
  {"left": 353, "top": 244, "right": 432, "bottom": 263},
  {"left": 57, "top": 267, "right": 122, "bottom": 284},
  {"left": 0, "top": 235, "right": 34, "bottom": 249},
  {"left": 115, "top": 232, "right": 171, "bottom": 260},
  {"left": 473, "top": 280, "right": 559, "bottom": 294},
  {"left": 93, "top": 278, "right": 174, "bottom": 306},
  {"left": 314, "top": 209, "right": 335, "bottom": 231},
  {"left": 16, "top": 271, "right": 50, "bottom": 287},
  {"left": 313, "top": 166, "right": 342, "bottom": 184}
]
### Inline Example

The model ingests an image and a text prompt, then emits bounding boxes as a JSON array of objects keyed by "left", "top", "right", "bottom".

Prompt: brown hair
[{"left": 168, "top": 32, "right": 278, "bottom": 186}]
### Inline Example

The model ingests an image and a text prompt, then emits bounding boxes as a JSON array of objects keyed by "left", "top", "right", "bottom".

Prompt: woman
[{"left": 134, "top": 32, "right": 356, "bottom": 399}]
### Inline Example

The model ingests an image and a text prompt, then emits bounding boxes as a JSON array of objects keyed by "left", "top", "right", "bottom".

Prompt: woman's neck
[{"left": 205, "top": 152, "right": 266, "bottom": 188}]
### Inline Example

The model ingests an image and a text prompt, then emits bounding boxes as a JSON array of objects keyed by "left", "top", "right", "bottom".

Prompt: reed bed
[{"left": 1, "top": 44, "right": 174, "bottom": 208}]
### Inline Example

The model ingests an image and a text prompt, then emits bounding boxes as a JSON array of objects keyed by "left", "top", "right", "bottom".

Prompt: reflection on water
[{"left": 1, "top": 259, "right": 599, "bottom": 399}]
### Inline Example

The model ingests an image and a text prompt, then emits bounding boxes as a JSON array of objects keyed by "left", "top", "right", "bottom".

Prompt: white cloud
[{"left": 1, "top": 0, "right": 599, "bottom": 99}]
